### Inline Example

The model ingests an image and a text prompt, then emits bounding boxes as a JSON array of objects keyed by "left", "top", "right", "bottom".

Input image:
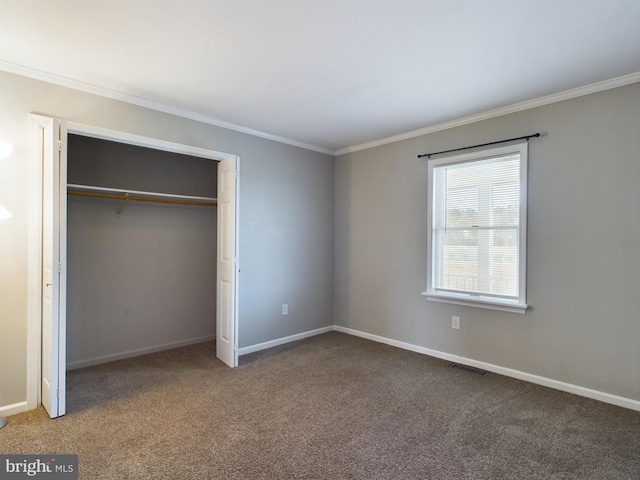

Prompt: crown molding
[
  {"left": 4, "top": 60, "right": 638, "bottom": 159},
  {"left": 335, "top": 72, "right": 640, "bottom": 157},
  {"left": 0, "top": 60, "right": 335, "bottom": 156}
]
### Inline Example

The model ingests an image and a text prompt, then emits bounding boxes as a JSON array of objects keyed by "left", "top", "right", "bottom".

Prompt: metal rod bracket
[{"left": 116, "top": 193, "right": 129, "bottom": 217}]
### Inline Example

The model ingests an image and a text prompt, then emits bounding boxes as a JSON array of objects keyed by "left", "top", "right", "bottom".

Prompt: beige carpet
[{"left": 1, "top": 332, "right": 639, "bottom": 479}]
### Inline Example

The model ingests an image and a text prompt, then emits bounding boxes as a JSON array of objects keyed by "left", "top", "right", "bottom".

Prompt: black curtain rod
[{"left": 417, "top": 133, "right": 541, "bottom": 159}]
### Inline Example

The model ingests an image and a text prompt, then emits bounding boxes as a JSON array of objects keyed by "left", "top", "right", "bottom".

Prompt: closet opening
[
  {"left": 66, "top": 134, "right": 219, "bottom": 371},
  {"left": 31, "top": 114, "right": 239, "bottom": 419}
]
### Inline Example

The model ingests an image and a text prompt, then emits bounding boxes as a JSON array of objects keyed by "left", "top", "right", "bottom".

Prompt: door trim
[{"left": 28, "top": 117, "right": 240, "bottom": 413}]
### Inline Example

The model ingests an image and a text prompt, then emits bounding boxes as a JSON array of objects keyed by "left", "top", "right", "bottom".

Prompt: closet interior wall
[{"left": 66, "top": 135, "right": 218, "bottom": 369}]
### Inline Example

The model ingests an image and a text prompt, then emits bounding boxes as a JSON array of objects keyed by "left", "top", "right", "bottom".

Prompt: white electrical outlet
[
  {"left": 282, "top": 304, "right": 289, "bottom": 315},
  {"left": 452, "top": 316, "right": 460, "bottom": 329}
]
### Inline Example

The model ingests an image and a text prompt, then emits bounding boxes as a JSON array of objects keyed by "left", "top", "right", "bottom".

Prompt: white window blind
[{"left": 424, "top": 143, "right": 528, "bottom": 313}]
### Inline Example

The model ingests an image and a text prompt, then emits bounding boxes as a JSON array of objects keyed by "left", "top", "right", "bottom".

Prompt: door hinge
[
  {"left": 57, "top": 262, "right": 61, "bottom": 273},
  {"left": 57, "top": 140, "right": 63, "bottom": 151},
  {"left": 56, "top": 388, "right": 60, "bottom": 399}
]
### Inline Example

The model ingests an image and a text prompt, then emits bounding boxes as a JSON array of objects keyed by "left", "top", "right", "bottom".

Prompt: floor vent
[{"left": 450, "top": 363, "right": 488, "bottom": 376}]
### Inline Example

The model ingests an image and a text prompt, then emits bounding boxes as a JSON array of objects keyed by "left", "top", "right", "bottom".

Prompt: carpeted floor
[{"left": 1, "top": 332, "right": 639, "bottom": 479}]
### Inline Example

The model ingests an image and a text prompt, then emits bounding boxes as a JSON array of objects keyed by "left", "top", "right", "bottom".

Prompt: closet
[{"left": 65, "top": 134, "right": 219, "bottom": 370}]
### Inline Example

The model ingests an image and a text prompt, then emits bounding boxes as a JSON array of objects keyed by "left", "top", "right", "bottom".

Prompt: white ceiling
[{"left": 1, "top": 0, "right": 639, "bottom": 154}]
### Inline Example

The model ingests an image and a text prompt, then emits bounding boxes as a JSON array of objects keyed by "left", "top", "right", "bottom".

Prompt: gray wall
[
  {"left": 67, "top": 198, "right": 217, "bottom": 367},
  {"left": 67, "top": 134, "right": 219, "bottom": 197},
  {"left": 0, "top": 70, "right": 334, "bottom": 408},
  {"left": 335, "top": 83, "right": 640, "bottom": 402}
]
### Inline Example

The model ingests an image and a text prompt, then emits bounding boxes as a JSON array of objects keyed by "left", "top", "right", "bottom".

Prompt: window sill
[{"left": 421, "top": 291, "right": 528, "bottom": 314}]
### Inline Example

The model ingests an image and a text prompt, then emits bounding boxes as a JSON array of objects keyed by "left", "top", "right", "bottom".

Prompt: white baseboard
[
  {"left": 334, "top": 325, "right": 640, "bottom": 412},
  {"left": 5, "top": 326, "right": 637, "bottom": 416},
  {"left": 238, "top": 326, "right": 334, "bottom": 356},
  {"left": 66, "top": 334, "right": 216, "bottom": 370},
  {"left": 0, "top": 401, "right": 29, "bottom": 418}
]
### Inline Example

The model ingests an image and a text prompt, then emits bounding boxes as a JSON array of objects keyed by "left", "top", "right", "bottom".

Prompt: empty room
[{"left": 0, "top": 1, "right": 639, "bottom": 479}]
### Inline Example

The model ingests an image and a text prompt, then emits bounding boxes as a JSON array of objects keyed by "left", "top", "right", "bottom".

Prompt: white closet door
[
  {"left": 41, "top": 117, "right": 66, "bottom": 417},
  {"left": 216, "top": 156, "right": 238, "bottom": 367}
]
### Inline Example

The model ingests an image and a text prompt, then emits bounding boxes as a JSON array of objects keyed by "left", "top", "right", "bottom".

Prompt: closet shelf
[{"left": 67, "top": 183, "right": 217, "bottom": 207}]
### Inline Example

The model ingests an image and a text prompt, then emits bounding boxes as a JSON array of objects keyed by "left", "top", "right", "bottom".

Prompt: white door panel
[
  {"left": 58, "top": 122, "right": 67, "bottom": 416},
  {"left": 216, "top": 156, "right": 238, "bottom": 367},
  {"left": 41, "top": 117, "right": 66, "bottom": 418}
]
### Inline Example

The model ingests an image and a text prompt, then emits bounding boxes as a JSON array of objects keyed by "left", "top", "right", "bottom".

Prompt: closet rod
[
  {"left": 67, "top": 190, "right": 217, "bottom": 207},
  {"left": 67, "top": 183, "right": 216, "bottom": 202}
]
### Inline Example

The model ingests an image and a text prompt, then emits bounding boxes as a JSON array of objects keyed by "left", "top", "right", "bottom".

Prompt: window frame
[{"left": 423, "top": 142, "right": 529, "bottom": 314}]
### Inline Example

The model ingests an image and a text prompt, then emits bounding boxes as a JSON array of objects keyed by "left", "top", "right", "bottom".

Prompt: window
[{"left": 423, "top": 143, "right": 528, "bottom": 313}]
